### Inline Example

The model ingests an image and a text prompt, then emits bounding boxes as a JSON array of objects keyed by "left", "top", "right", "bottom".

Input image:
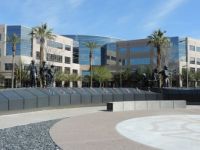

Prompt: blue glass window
[
  {"left": 130, "top": 46, "right": 150, "bottom": 53},
  {"left": 6, "top": 26, "right": 32, "bottom": 56},
  {"left": 6, "top": 26, "right": 21, "bottom": 56},
  {"left": 119, "top": 48, "right": 126, "bottom": 54},
  {"left": 178, "top": 39, "right": 186, "bottom": 62},
  {"left": 130, "top": 58, "right": 150, "bottom": 65}
]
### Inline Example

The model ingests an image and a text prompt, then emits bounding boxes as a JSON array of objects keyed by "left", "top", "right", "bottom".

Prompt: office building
[
  {"left": 0, "top": 25, "right": 81, "bottom": 87},
  {"left": 63, "top": 35, "right": 121, "bottom": 76}
]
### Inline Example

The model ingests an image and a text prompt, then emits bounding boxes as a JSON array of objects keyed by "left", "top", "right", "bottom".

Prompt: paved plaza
[
  {"left": 50, "top": 106, "right": 200, "bottom": 150},
  {"left": 1, "top": 106, "right": 200, "bottom": 149}
]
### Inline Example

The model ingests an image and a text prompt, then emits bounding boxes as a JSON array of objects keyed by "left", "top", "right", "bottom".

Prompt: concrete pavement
[
  {"left": 0, "top": 106, "right": 105, "bottom": 129},
  {"left": 50, "top": 107, "right": 200, "bottom": 150}
]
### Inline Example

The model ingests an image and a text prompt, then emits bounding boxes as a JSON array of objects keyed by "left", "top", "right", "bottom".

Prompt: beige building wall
[
  {"left": 0, "top": 25, "right": 81, "bottom": 87},
  {"left": 187, "top": 37, "right": 200, "bottom": 72}
]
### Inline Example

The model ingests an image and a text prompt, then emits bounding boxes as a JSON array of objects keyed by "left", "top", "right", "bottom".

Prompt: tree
[
  {"left": 147, "top": 29, "right": 170, "bottom": 71},
  {"left": 69, "top": 74, "right": 81, "bottom": 87},
  {"left": 31, "top": 23, "right": 55, "bottom": 66},
  {"left": 134, "top": 65, "right": 152, "bottom": 88},
  {"left": 121, "top": 67, "right": 132, "bottom": 87},
  {"left": 7, "top": 33, "right": 20, "bottom": 88},
  {"left": 0, "top": 73, "right": 5, "bottom": 88},
  {"left": 193, "top": 71, "right": 200, "bottom": 87},
  {"left": 93, "top": 66, "right": 112, "bottom": 87},
  {"left": 83, "top": 42, "right": 98, "bottom": 87},
  {"left": 15, "top": 67, "right": 29, "bottom": 87}
]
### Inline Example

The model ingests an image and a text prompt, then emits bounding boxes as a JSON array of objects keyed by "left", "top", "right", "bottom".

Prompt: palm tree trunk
[
  {"left": 89, "top": 49, "right": 93, "bottom": 87},
  {"left": 40, "top": 43, "right": 44, "bottom": 66},
  {"left": 157, "top": 47, "right": 162, "bottom": 88},
  {"left": 157, "top": 47, "right": 161, "bottom": 71},
  {"left": 11, "top": 49, "right": 16, "bottom": 88}
]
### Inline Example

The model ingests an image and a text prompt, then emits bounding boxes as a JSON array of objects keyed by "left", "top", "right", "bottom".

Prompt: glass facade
[
  {"left": 130, "top": 58, "right": 150, "bottom": 65},
  {"left": 102, "top": 36, "right": 188, "bottom": 73},
  {"left": 64, "top": 35, "right": 121, "bottom": 66},
  {"left": 6, "top": 26, "right": 32, "bottom": 56}
]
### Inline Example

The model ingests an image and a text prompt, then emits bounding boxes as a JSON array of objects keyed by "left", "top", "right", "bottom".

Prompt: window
[
  {"left": 119, "top": 48, "right": 126, "bottom": 54},
  {"left": 190, "top": 57, "right": 195, "bottom": 64},
  {"left": 189, "top": 45, "right": 195, "bottom": 51},
  {"left": 65, "top": 57, "right": 70, "bottom": 64},
  {"left": 130, "top": 58, "right": 150, "bottom": 65},
  {"left": 47, "top": 53, "right": 63, "bottom": 63},
  {"left": 36, "top": 51, "right": 40, "bottom": 60},
  {"left": 197, "top": 68, "right": 200, "bottom": 73},
  {"left": 73, "top": 69, "right": 78, "bottom": 74},
  {"left": 190, "top": 67, "right": 195, "bottom": 73},
  {"left": 4, "top": 79, "right": 11, "bottom": 88},
  {"left": 130, "top": 46, "right": 150, "bottom": 53},
  {"left": 65, "top": 45, "right": 71, "bottom": 51},
  {"left": 111, "top": 56, "right": 116, "bottom": 61},
  {"left": 54, "top": 66, "right": 62, "bottom": 72},
  {"left": 64, "top": 67, "right": 70, "bottom": 74},
  {"left": 196, "top": 47, "right": 200, "bottom": 52},
  {"left": 5, "top": 63, "right": 13, "bottom": 70},
  {"left": 47, "top": 40, "right": 63, "bottom": 49},
  {"left": 197, "top": 58, "right": 200, "bottom": 65},
  {"left": 0, "top": 34, "right": 1, "bottom": 41}
]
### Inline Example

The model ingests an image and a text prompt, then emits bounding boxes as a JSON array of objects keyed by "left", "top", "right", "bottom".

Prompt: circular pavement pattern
[{"left": 116, "top": 115, "right": 200, "bottom": 150}]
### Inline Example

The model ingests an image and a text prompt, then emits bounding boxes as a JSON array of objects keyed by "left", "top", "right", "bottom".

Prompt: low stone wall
[
  {"left": 0, "top": 87, "right": 163, "bottom": 112},
  {"left": 107, "top": 100, "right": 186, "bottom": 112},
  {"left": 162, "top": 88, "right": 200, "bottom": 105}
]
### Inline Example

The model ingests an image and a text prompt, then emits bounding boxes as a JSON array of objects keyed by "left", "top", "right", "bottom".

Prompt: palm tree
[
  {"left": 7, "top": 33, "right": 20, "bottom": 88},
  {"left": 147, "top": 29, "right": 170, "bottom": 71},
  {"left": 83, "top": 42, "right": 98, "bottom": 87},
  {"left": 31, "top": 23, "right": 55, "bottom": 66},
  {"left": 93, "top": 66, "right": 112, "bottom": 87}
]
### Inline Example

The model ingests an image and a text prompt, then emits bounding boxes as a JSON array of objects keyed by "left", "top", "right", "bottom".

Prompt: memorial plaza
[{"left": 0, "top": 105, "right": 200, "bottom": 150}]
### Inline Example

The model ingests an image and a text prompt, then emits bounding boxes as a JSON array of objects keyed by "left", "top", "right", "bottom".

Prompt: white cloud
[
  {"left": 143, "top": 0, "right": 187, "bottom": 31},
  {"left": 68, "top": 0, "right": 85, "bottom": 9},
  {"left": 15, "top": 0, "right": 86, "bottom": 33}
]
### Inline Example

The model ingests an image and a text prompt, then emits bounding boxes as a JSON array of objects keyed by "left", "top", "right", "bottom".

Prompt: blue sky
[{"left": 0, "top": 0, "right": 199, "bottom": 40}]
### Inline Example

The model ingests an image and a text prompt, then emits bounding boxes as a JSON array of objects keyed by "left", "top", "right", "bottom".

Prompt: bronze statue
[
  {"left": 46, "top": 65, "right": 55, "bottom": 87},
  {"left": 151, "top": 68, "right": 159, "bottom": 87},
  {"left": 39, "top": 61, "right": 48, "bottom": 88},
  {"left": 29, "top": 60, "right": 37, "bottom": 87},
  {"left": 160, "top": 66, "right": 170, "bottom": 87}
]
